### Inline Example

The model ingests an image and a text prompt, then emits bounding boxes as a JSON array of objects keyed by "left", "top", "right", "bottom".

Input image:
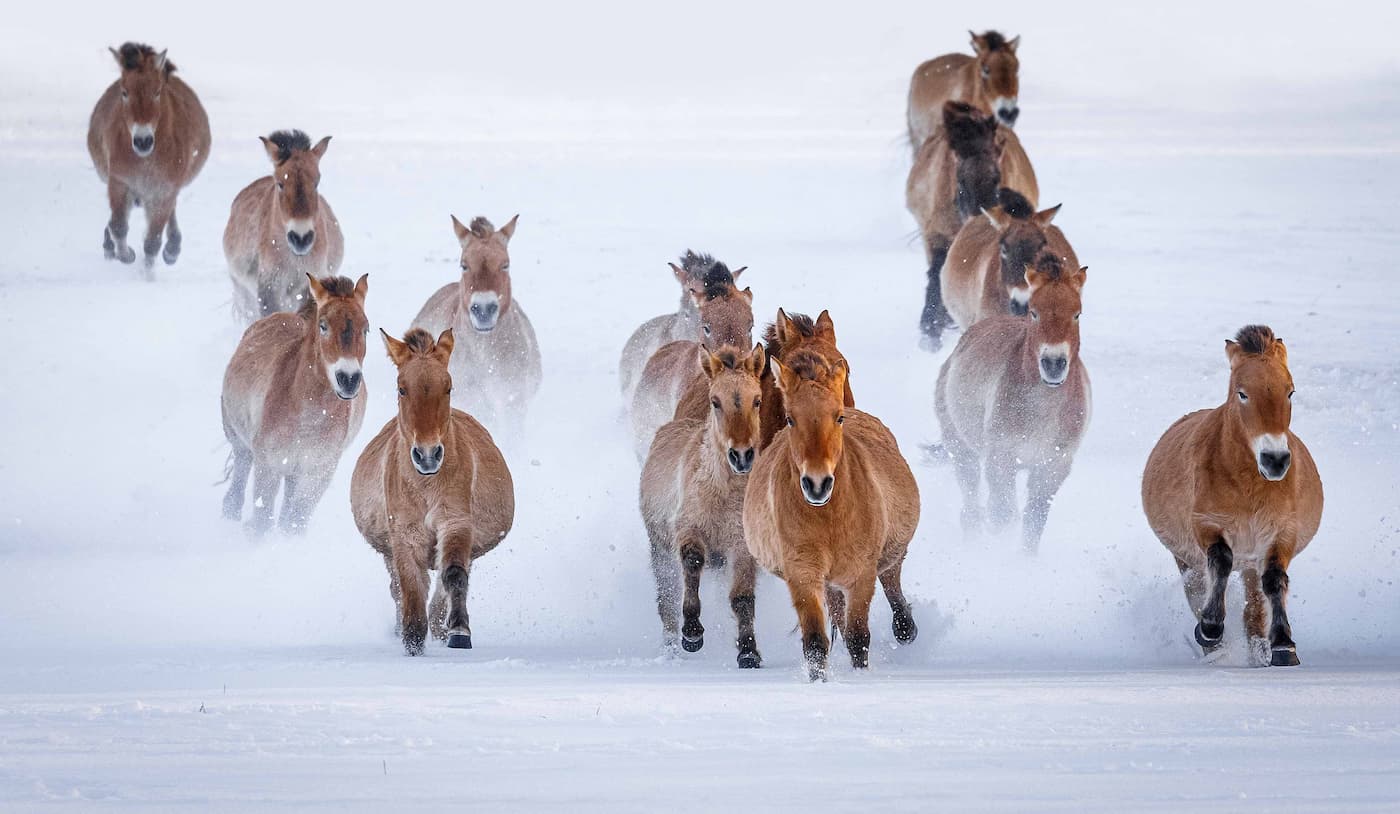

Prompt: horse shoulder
[{"left": 412, "top": 282, "right": 461, "bottom": 334}]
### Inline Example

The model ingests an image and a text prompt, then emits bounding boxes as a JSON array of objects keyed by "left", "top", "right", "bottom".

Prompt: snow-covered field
[{"left": 2, "top": 1, "right": 1399, "bottom": 810}]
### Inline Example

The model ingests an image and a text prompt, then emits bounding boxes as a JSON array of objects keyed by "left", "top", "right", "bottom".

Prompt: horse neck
[
  {"left": 1209, "top": 402, "right": 1260, "bottom": 480},
  {"left": 292, "top": 312, "right": 329, "bottom": 391},
  {"left": 696, "top": 417, "right": 736, "bottom": 486}
]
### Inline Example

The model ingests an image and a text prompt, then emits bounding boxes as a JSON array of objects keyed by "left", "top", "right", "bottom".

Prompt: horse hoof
[
  {"left": 681, "top": 634, "right": 703, "bottom": 653},
  {"left": 1271, "top": 647, "right": 1300, "bottom": 667},
  {"left": 447, "top": 632, "right": 473, "bottom": 650},
  {"left": 163, "top": 245, "right": 180, "bottom": 266},
  {"left": 806, "top": 662, "right": 828, "bottom": 683},
  {"left": 918, "top": 334, "right": 942, "bottom": 354},
  {"left": 893, "top": 616, "right": 918, "bottom": 644},
  {"left": 104, "top": 245, "right": 117, "bottom": 260},
  {"left": 737, "top": 651, "right": 762, "bottom": 669},
  {"left": 1194, "top": 621, "right": 1224, "bottom": 649}
]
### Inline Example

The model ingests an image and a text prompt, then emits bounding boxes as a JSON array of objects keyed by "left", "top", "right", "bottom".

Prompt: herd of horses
[{"left": 86, "top": 35, "right": 1324, "bottom": 676}]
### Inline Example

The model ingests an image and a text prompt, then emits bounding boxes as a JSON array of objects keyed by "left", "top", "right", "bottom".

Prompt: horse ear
[
  {"left": 1007, "top": 35, "right": 1021, "bottom": 53},
  {"left": 699, "top": 345, "right": 720, "bottom": 380},
  {"left": 1024, "top": 265, "right": 1047, "bottom": 291},
  {"left": 769, "top": 357, "right": 791, "bottom": 395},
  {"left": 1073, "top": 266, "right": 1088, "bottom": 288},
  {"left": 669, "top": 263, "right": 686, "bottom": 285},
  {"left": 306, "top": 273, "right": 329, "bottom": 307},
  {"left": 353, "top": 273, "right": 369, "bottom": 304},
  {"left": 969, "top": 31, "right": 986, "bottom": 54},
  {"left": 109, "top": 47, "right": 124, "bottom": 68},
  {"left": 687, "top": 286, "right": 705, "bottom": 308},
  {"left": 499, "top": 214, "right": 519, "bottom": 244},
  {"left": 311, "top": 136, "right": 331, "bottom": 159},
  {"left": 451, "top": 215, "right": 471, "bottom": 246},
  {"left": 831, "top": 359, "right": 849, "bottom": 397},
  {"left": 153, "top": 49, "right": 169, "bottom": 73},
  {"left": 740, "top": 287, "right": 754, "bottom": 304},
  {"left": 730, "top": 266, "right": 747, "bottom": 282},
  {"left": 382, "top": 329, "right": 412, "bottom": 367},
  {"left": 1032, "top": 204, "right": 1061, "bottom": 227},
  {"left": 776, "top": 307, "right": 796, "bottom": 344},
  {"left": 1273, "top": 338, "right": 1288, "bottom": 365},
  {"left": 259, "top": 136, "right": 280, "bottom": 165},
  {"left": 1225, "top": 339, "right": 1243, "bottom": 368},
  {"left": 815, "top": 309, "right": 837, "bottom": 342},
  {"left": 434, "top": 329, "right": 455, "bottom": 363},
  {"left": 982, "top": 206, "right": 1008, "bottom": 230},
  {"left": 747, "top": 343, "right": 767, "bottom": 376}
]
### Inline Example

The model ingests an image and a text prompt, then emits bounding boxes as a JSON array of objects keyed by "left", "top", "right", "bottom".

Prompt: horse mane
[
  {"left": 677, "top": 250, "right": 736, "bottom": 300},
  {"left": 762, "top": 312, "right": 816, "bottom": 362},
  {"left": 709, "top": 346, "right": 747, "bottom": 371},
  {"left": 117, "top": 42, "right": 176, "bottom": 74},
  {"left": 998, "top": 188, "right": 1035, "bottom": 220},
  {"left": 1028, "top": 252, "right": 1066, "bottom": 280},
  {"left": 402, "top": 328, "right": 439, "bottom": 356},
  {"left": 943, "top": 101, "right": 996, "bottom": 157},
  {"left": 1234, "top": 325, "right": 1278, "bottom": 356},
  {"left": 978, "top": 31, "right": 1009, "bottom": 52},
  {"left": 267, "top": 130, "right": 313, "bottom": 164},
  {"left": 468, "top": 217, "right": 495, "bottom": 239},
  {"left": 784, "top": 348, "right": 838, "bottom": 383},
  {"left": 296, "top": 276, "right": 359, "bottom": 318}
]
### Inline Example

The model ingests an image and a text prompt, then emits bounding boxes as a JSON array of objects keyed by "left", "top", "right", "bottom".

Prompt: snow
[{"left": 2, "top": 0, "right": 1399, "bottom": 810}]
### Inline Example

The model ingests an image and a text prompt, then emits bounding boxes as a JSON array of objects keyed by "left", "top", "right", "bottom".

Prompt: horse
[
  {"left": 350, "top": 328, "right": 516, "bottom": 655},
  {"left": 908, "top": 101, "right": 1038, "bottom": 348},
  {"left": 935, "top": 256, "right": 1089, "bottom": 553},
  {"left": 412, "top": 215, "right": 541, "bottom": 442},
  {"left": 619, "top": 250, "right": 746, "bottom": 406},
  {"left": 1142, "top": 326, "right": 1323, "bottom": 667},
  {"left": 743, "top": 350, "right": 920, "bottom": 681},
  {"left": 640, "top": 344, "right": 767, "bottom": 667},
  {"left": 221, "top": 274, "right": 369, "bottom": 534},
  {"left": 223, "top": 130, "right": 344, "bottom": 321},
  {"left": 87, "top": 43, "right": 210, "bottom": 277},
  {"left": 907, "top": 30, "right": 1021, "bottom": 152},
  {"left": 940, "top": 188, "right": 1075, "bottom": 335},
  {"left": 628, "top": 255, "right": 753, "bottom": 460}
]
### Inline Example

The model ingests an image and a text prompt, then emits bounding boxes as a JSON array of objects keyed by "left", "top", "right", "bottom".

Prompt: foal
[
  {"left": 907, "top": 30, "right": 1022, "bottom": 151},
  {"left": 221, "top": 274, "right": 368, "bottom": 534},
  {"left": 619, "top": 250, "right": 745, "bottom": 405},
  {"left": 935, "top": 257, "right": 1089, "bottom": 552},
  {"left": 1142, "top": 326, "right": 1323, "bottom": 666},
  {"left": 941, "top": 189, "right": 1076, "bottom": 333},
  {"left": 907, "top": 102, "right": 1038, "bottom": 347},
  {"left": 640, "top": 344, "right": 766, "bottom": 667},
  {"left": 224, "top": 131, "right": 344, "bottom": 320},
  {"left": 351, "top": 328, "right": 516, "bottom": 655},
  {"left": 413, "top": 215, "right": 541, "bottom": 441},
  {"left": 744, "top": 351, "right": 920, "bottom": 680},
  {"left": 87, "top": 43, "right": 210, "bottom": 275},
  {"left": 629, "top": 257, "right": 753, "bottom": 459}
]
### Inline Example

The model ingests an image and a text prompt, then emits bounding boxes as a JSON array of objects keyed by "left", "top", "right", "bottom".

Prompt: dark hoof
[
  {"left": 893, "top": 614, "right": 918, "bottom": 644},
  {"left": 1271, "top": 647, "right": 1300, "bottom": 667},
  {"left": 681, "top": 634, "right": 703, "bottom": 653},
  {"left": 806, "top": 661, "right": 828, "bottom": 682},
  {"left": 403, "top": 623, "right": 427, "bottom": 656},
  {"left": 737, "top": 650, "right": 762, "bottom": 669},
  {"left": 117, "top": 245, "right": 136, "bottom": 264},
  {"left": 918, "top": 333, "right": 943, "bottom": 353},
  {"left": 163, "top": 243, "right": 180, "bottom": 265},
  {"left": 447, "top": 632, "right": 473, "bottom": 649},
  {"left": 1194, "top": 621, "right": 1224, "bottom": 649}
]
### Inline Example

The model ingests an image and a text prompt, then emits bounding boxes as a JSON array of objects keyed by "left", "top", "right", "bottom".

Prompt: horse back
[
  {"left": 411, "top": 282, "right": 461, "bottom": 336},
  {"left": 221, "top": 313, "right": 305, "bottom": 448},
  {"left": 639, "top": 416, "right": 703, "bottom": 535},
  {"left": 907, "top": 52, "right": 977, "bottom": 149},
  {"left": 223, "top": 177, "right": 274, "bottom": 259},
  {"left": 943, "top": 214, "right": 1000, "bottom": 327},
  {"left": 997, "top": 128, "right": 1038, "bottom": 207},
  {"left": 163, "top": 75, "right": 212, "bottom": 184},
  {"left": 905, "top": 132, "right": 959, "bottom": 243}
]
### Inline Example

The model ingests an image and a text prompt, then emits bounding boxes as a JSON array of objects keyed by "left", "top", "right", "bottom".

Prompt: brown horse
[
  {"left": 935, "top": 256, "right": 1089, "bottom": 553},
  {"left": 908, "top": 101, "right": 1038, "bottom": 348},
  {"left": 940, "top": 188, "right": 1076, "bottom": 334},
  {"left": 1142, "top": 326, "right": 1323, "bottom": 667},
  {"left": 412, "top": 215, "right": 541, "bottom": 441},
  {"left": 640, "top": 344, "right": 766, "bottom": 667},
  {"left": 619, "top": 250, "right": 745, "bottom": 406},
  {"left": 629, "top": 256, "right": 753, "bottom": 459},
  {"left": 743, "top": 350, "right": 920, "bottom": 680},
  {"left": 350, "top": 328, "right": 516, "bottom": 655},
  {"left": 221, "top": 274, "right": 369, "bottom": 534},
  {"left": 224, "top": 131, "right": 344, "bottom": 321},
  {"left": 907, "top": 30, "right": 1021, "bottom": 151},
  {"left": 87, "top": 43, "right": 210, "bottom": 276}
]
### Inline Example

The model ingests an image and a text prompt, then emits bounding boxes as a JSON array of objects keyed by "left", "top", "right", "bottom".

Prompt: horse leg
[
  {"left": 1023, "top": 460, "right": 1072, "bottom": 554},
  {"left": 140, "top": 194, "right": 175, "bottom": 277},
  {"left": 428, "top": 576, "right": 449, "bottom": 642},
  {"left": 244, "top": 461, "right": 278, "bottom": 536},
  {"left": 879, "top": 560, "right": 919, "bottom": 644},
  {"left": 279, "top": 470, "right": 332, "bottom": 534},
  {"left": 1262, "top": 549, "right": 1300, "bottom": 666},
  {"left": 1242, "top": 567, "right": 1270, "bottom": 666},
  {"left": 647, "top": 524, "right": 682, "bottom": 651},
  {"left": 729, "top": 548, "right": 762, "bottom": 668},
  {"left": 945, "top": 433, "right": 983, "bottom": 537},
  {"left": 381, "top": 551, "right": 403, "bottom": 636},
  {"left": 392, "top": 543, "right": 431, "bottom": 655},
  {"left": 842, "top": 572, "right": 878, "bottom": 669},
  {"left": 163, "top": 209, "right": 182, "bottom": 265},
  {"left": 784, "top": 569, "right": 829, "bottom": 681},
  {"left": 1194, "top": 537, "right": 1232, "bottom": 652},
  {"left": 439, "top": 531, "right": 476, "bottom": 649},
  {"left": 985, "top": 448, "right": 1017, "bottom": 531},
  {"left": 221, "top": 442, "right": 253, "bottom": 521},
  {"left": 826, "top": 586, "right": 847, "bottom": 645},
  {"left": 104, "top": 180, "right": 136, "bottom": 264},
  {"left": 1174, "top": 554, "right": 1209, "bottom": 625},
  {"left": 678, "top": 533, "right": 706, "bottom": 653},
  {"left": 919, "top": 235, "right": 952, "bottom": 349}
]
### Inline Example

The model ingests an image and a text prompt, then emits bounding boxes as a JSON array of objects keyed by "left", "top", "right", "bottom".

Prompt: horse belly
[
  {"left": 1141, "top": 413, "right": 1207, "bottom": 558},
  {"left": 620, "top": 313, "right": 677, "bottom": 398}
]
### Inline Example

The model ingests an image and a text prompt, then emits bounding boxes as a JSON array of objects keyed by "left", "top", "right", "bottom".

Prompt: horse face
[
  {"left": 1226, "top": 333, "right": 1295, "bottom": 481},
  {"left": 772, "top": 355, "right": 848, "bottom": 507},
  {"left": 308, "top": 274, "right": 370, "bottom": 400},
  {"left": 266, "top": 138, "right": 330, "bottom": 256},
  {"left": 453, "top": 215, "right": 518, "bottom": 333},
  {"left": 1024, "top": 265, "right": 1086, "bottom": 387},
  {"left": 700, "top": 344, "right": 766, "bottom": 475},
  {"left": 383, "top": 329, "right": 455, "bottom": 476},
  {"left": 972, "top": 33, "right": 1021, "bottom": 127},
  {"left": 111, "top": 46, "right": 168, "bottom": 158},
  {"left": 690, "top": 285, "right": 754, "bottom": 349}
]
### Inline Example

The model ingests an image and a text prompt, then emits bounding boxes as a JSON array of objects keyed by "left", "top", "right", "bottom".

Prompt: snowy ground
[{"left": 2, "top": 1, "right": 1399, "bottom": 810}]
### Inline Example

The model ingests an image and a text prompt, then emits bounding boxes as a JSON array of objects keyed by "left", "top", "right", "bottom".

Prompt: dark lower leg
[
  {"left": 649, "top": 533, "right": 681, "bottom": 648},
  {"left": 985, "top": 449, "right": 1016, "bottom": 530},
  {"left": 879, "top": 561, "right": 918, "bottom": 644},
  {"left": 730, "top": 552, "right": 761, "bottom": 668},
  {"left": 221, "top": 446, "right": 252, "bottom": 520},
  {"left": 1023, "top": 463, "right": 1070, "bottom": 554},
  {"left": 826, "top": 586, "right": 847, "bottom": 643},
  {"left": 245, "top": 465, "right": 278, "bottom": 535},
  {"left": 920, "top": 240, "right": 952, "bottom": 340},
  {"left": 950, "top": 443, "right": 982, "bottom": 534},
  {"left": 843, "top": 575, "right": 877, "bottom": 669},
  {"left": 441, "top": 558, "right": 473, "bottom": 649},
  {"left": 1262, "top": 555, "right": 1298, "bottom": 666},
  {"left": 679, "top": 539, "right": 706, "bottom": 652},
  {"left": 106, "top": 183, "right": 135, "bottom": 263},
  {"left": 786, "top": 574, "right": 829, "bottom": 681},
  {"left": 163, "top": 211, "right": 181, "bottom": 264},
  {"left": 394, "top": 554, "right": 429, "bottom": 655},
  {"left": 142, "top": 199, "right": 174, "bottom": 271},
  {"left": 1196, "top": 539, "right": 1232, "bottom": 648}
]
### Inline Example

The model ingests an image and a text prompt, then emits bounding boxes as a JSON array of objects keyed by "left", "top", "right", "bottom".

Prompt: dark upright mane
[
  {"left": 267, "top": 130, "right": 313, "bottom": 164},
  {"left": 678, "top": 250, "right": 736, "bottom": 300},
  {"left": 468, "top": 217, "right": 495, "bottom": 239},
  {"left": 117, "top": 42, "right": 176, "bottom": 74},
  {"left": 1028, "top": 253, "right": 1066, "bottom": 280},
  {"left": 943, "top": 101, "right": 996, "bottom": 157},
  {"left": 296, "top": 276, "right": 359, "bottom": 318},
  {"left": 710, "top": 347, "right": 746, "bottom": 371},
  {"left": 784, "top": 348, "right": 838, "bottom": 383},
  {"left": 762, "top": 312, "right": 816, "bottom": 362},
  {"left": 1234, "top": 325, "right": 1278, "bottom": 355},
  {"left": 978, "top": 31, "right": 1009, "bottom": 52},
  {"left": 998, "top": 188, "right": 1035, "bottom": 220},
  {"left": 402, "top": 328, "right": 438, "bottom": 356}
]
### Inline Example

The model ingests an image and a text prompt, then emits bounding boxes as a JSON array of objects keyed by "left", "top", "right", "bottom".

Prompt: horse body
[
  {"left": 640, "top": 345, "right": 766, "bottom": 667},
  {"left": 411, "top": 215, "right": 541, "bottom": 441},
  {"left": 351, "top": 328, "right": 515, "bottom": 655},
  {"left": 224, "top": 131, "right": 343, "bottom": 320},
  {"left": 743, "top": 352, "right": 919, "bottom": 680},
  {"left": 87, "top": 43, "right": 210, "bottom": 274},
  {"left": 222, "top": 275, "right": 368, "bottom": 534},
  {"left": 907, "top": 31, "right": 1021, "bottom": 152},
  {"left": 935, "top": 260, "right": 1089, "bottom": 552},
  {"left": 1142, "top": 326, "right": 1322, "bottom": 666}
]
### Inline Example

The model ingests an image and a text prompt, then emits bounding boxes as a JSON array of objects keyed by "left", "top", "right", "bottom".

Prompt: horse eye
[
  {"left": 703, "top": 324, "right": 712, "bottom": 336},
  {"left": 711, "top": 398, "right": 721, "bottom": 410},
  {"left": 121, "top": 89, "right": 128, "bottom": 100},
  {"left": 398, "top": 386, "right": 407, "bottom": 397},
  {"left": 981, "top": 66, "right": 991, "bottom": 79},
  {"left": 1029, "top": 310, "right": 1039, "bottom": 321},
  {"left": 1237, "top": 390, "right": 1248, "bottom": 403},
  {"left": 319, "top": 320, "right": 329, "bottom": 335},
  {"left": 785, "top": 415, "right": 794, "bottom": 427},
  {"left": 1288, "top": 390, "right": 1296, "bottom": 401},
  {"left": 1074, "top": 312, "right": 1081, "bottom": 322},
  {"left": 277, "top": 182, "right": 284, "bottom": 190},
  {"left": 836, "top": 415, "right": 845, "bottom": 425},
  {"left": 154, "top": 91, "right": 161, "bottom": 101},
  {"left": 753, "top": 397, "right": 761, "bottom": 409}
]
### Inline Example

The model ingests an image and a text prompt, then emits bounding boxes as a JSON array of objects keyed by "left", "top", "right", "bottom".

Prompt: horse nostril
[
  {"left": 1041, "top": 356, "right": 1068, "bottom": 379},
  {"left": 801, "top": 475, "right": 815, "bottom": 494},
  {"left": 819, "top": 476, "right": 833, "bottom": 495},
  {"left": 132, "top": 135, "right": 154, "bottom": 153},
  {"left": 743, "top": 449, "right": 755, "bottom": 468},
  {"left": 1260, "top": 450, "right": 1291, "bottom": 477},
  {"left": 728, "top": 448, "right": 742, "bottom": 470}
]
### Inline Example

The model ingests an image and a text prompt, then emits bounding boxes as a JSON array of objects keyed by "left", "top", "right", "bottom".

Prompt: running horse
[{"left": 907, "top": 30, "right": 1021, "bottom": 152}]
